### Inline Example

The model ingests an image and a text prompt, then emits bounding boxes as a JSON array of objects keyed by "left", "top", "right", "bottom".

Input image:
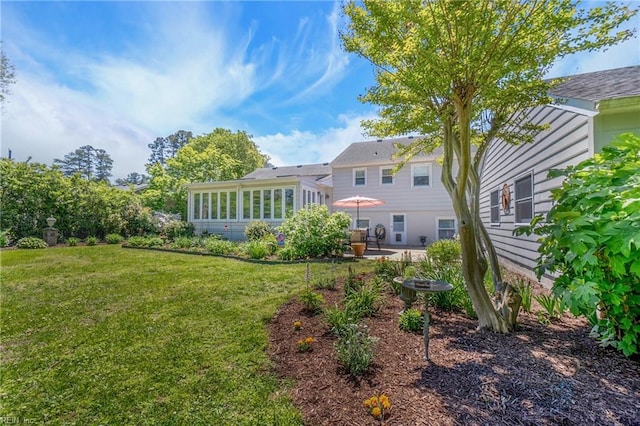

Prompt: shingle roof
[
  {"left": 330, "top": 136, "right": 431, "bottom": 167},
  {"left": 241, "top": 163, "right": 331, "bottom": 180},
  {"left": 549, "top": 65, "right": 640, "bottom": 102}
]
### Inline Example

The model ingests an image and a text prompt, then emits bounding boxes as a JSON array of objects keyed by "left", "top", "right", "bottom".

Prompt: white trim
[
  {"left": 390, "top": 213, "right": 407, "bottom": 245},
  {"left": 514, "top": 170, "right": 534, "bottom": 225},
  {"left": 353, "top": 167, "right": 367, "bottom": 187},
  {"left": 435, "top": 217, "right": 457, "bottom": 240},
  {"left": 411, "top": 163, "right": 432, "bottom": 188},
  {"left": 490, "top": 187, "right": 501, "bottom": 226},
  {"left": 379, "top": 166, "right": 394, "bottom": 186}
]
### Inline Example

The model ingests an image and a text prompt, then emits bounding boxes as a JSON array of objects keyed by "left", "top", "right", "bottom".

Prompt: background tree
[
  {"left": 147, "top": 130, "right": 193, "bottom": 166},
  {"left": 142, "top": 128, "right": 269, "bottom": 218},
  {"left": 0, "top": 41, "right": 16, "bottom": 107},
  {"left": 0, "top": 158, "right": 153, "bottom": 240},
  {"left": 115, "top": 172, "right": 149, "bottom": 186},
  {"left": 54, "top": 145, "right": 114, "bottom": 182},
  {"left": 342, "top": 0, "right": 636, "bottom": 332}
]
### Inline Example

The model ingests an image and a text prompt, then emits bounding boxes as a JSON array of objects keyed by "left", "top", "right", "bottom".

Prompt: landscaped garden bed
[{"left": 268, "top": 270, "right": 640, "bottom": 425}]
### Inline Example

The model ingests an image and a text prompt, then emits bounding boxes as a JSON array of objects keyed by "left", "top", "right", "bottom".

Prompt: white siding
[
  {"left": 480, "top": 105, "right": 592, "bottom": 282},
  {"left": 331, "top": 161, "right": 455, "bottom": 245}
]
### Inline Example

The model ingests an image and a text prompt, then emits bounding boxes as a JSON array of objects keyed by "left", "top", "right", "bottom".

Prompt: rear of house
[
  {"left": 480, "top": 66, "right": 640, "bottom": 283},
  {"left": 330, "top": 137, "right": 457, "bottom": 247}
]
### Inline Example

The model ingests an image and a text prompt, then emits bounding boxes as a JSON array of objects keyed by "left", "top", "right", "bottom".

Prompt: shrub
[
  {"left": 242, "top": 240, "right": 270, "bottom": 259},
  {"left": 374, "top": 256, "right": 404, "bottom": 290},
  {"left": 171, "top": 237, "right": 198, "bottom": 249},
  {"left": 425, "top": 237, "right": 461, "bottom": 265},
  {"left": 145, "top": 237, "right": 164, "bottom": 248},
  {"left": 105, "top": 233, "right": 124, "bottom": 244},
  {"left": 515, "top": 278, "right": 533, "bottom": 313},
  {"left": 16, "top": 237, "right": 48, "bottom": 249},
  {"left": 127, "top": 236, "right": 147, "bottom": 247},
  {"left": 344, "top": 267, "right": 365, "bottom": 297},
  {"left": 312, "top": 276, "right": 337, "bottom": 291},
  {"left": 518, "top": 133, "right": 640, "bottom": 356},
  {"left": 244, "top": 220, "right": 273, "bottom": 241},
  {"left": 67, "top": 237, "right": 80, "bottom": 247},
  {"left": 299, "top": 289, "right": 324, "bottom": 315},
  {"left": 161, "top": 219, "right": 194, "bottom": 240},
  {"left": 323, "top": 306, "right": 358, "bottom": 337},
  {"left": 399, "top": 308, "right": 423, "bottom": 332},
  {"left": 335, "top": 324, "right": 376, "bottom": 377},
  {"left": 344, "top": 282, "right": 381, "bottom": 320},
  {"left": 204, "top": 237, "right": 236, "bottom": 255},
  {"left": 0, "top": 230, "right": 11, "bottom": 248},
  {"left": 277, "top": 204, "right": 351, "bottom": 259},
  {"left": 86, "top": 236, "right": 99, "bottom": 246}
]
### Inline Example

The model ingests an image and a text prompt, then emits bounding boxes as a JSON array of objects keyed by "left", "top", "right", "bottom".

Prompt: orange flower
[
  {"left": 382, "top": 400, "right": 391, "bottom": 410},
  {"left": 371, "top": 406, "right": 381, "bottom": 418},
  {"left": 297, "top": 340, "right": 303, "bottom": 346},
  {"left": 363, "top": 398, "right": 371, "bottom": 408},
  {"left": 293, "top": 320, "right": 302, "bottom": 330},
  {"left": 304, "top": 336, "right": 314, "bottom": 344}
]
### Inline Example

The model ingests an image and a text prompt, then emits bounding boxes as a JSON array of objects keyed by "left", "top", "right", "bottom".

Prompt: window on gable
[
  {"left": 490, "top": 189, "right": 500, "bottom": 225},
  {"left": 354, "top": 168, "right": 366, "bottom": 186},
  {"left": 515, "top": 172, "right": 533, "bottom": 224},
  {"left": 412, "top": 164, "right": 431, "bottom": 187},
  {"left": 380, "top": 167, "right": 394, "bottom": 185}
]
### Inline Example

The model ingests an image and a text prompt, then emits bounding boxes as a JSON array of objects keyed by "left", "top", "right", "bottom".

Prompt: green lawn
[{"left": 0, "top": 246, "right": 370, "bottom": 425}]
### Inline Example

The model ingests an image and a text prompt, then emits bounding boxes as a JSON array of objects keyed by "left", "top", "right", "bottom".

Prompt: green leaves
[{"left": 527, "top": 133, "right": 640, "bottom": 356}]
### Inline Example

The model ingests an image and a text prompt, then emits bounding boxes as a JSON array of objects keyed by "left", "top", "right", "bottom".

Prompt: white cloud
[
  {"left": 254, "top": 112, "right": 377, "bottom": 166},
  {"left": 2, "top": 76, "right": 152, "bottom": 179},
  {"left": 547, "top": 19, "right": 640, "bottom": 78}
]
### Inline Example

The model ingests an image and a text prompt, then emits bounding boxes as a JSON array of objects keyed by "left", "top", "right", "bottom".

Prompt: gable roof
[
  {"left": 241, "top": 163, "right": 331, "bottom": 180},
  {"left": 330, "top": 136, "right": 436, "bottom": 167},
  {"left": 549, "top": 65, "right": 640, "bottom": 103}
]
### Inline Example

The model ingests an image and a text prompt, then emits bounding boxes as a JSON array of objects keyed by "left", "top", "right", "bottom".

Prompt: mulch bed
[{"left": 268, "top": 274, "right": 640, "bottom": 426}]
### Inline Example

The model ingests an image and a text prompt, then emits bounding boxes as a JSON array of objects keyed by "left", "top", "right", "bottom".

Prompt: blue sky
[{"left": 1, "top": 1, "right": 639, "bottom": 180}]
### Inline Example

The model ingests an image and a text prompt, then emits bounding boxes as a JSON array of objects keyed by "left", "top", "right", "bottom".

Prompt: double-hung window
[
  {"left": 380, "top": 167, "right": 394, "bottom": 185},
  {"left": 490, "top": 189, "right": 500, "bottom": 225},
  {"left": 515, "top": 172, "right": 534, "bottom": 224},
  {"left": 411, "top": 164, "right": 431, "bottom": 187},
  {"left": 353, "top": 168, "right": 366, "bottom": 186}
]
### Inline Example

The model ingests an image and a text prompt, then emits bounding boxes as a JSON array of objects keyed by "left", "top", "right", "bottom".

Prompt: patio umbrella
[{"left": 332, "top": 195, "right": 385, "bottom": 224}]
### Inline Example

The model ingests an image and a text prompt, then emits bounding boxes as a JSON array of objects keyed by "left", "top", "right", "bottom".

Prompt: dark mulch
[{"left": 268, "top": 275, "right": 640, "bottom": 426}]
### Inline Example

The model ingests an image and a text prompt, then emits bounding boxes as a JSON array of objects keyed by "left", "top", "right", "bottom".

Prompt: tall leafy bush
[
  {"left": 519, "top": 133, "right": 640, "bottom": 356},
  {"left": 277, "top": 204, "right": 351, "bottom": 259}
]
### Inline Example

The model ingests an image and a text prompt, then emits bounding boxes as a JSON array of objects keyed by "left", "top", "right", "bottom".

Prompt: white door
[{"left": 390, "top": 214, "right": 406, "bottom": 245}]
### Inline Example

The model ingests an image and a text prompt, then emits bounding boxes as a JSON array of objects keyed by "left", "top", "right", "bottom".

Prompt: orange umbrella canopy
[{"left": 332, "top": 195, "right": 385, "bottom": 223}]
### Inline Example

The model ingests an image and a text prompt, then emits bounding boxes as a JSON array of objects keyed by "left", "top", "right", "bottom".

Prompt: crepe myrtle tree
[{"left": 342, "top": 0, "right": 636, "bottom": 332}]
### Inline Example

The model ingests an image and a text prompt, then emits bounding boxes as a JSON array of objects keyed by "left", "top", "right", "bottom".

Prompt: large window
[
  {"left": 193, "top": 193, "right": 200, "bottom": 220},
  {"left": 411, "top": 164, "right": 431, "bottom": 187},
  {"left": 243, "top": 191, "right": 251, "bottom": 219},
  {"left": 354, "top": 168, "right": 366, "bottom": 186},
  {"left": 380, "top": 167, "right": 394, "bottom": 185},
  {"left": 438, "top": 218, "right": 456, "bottom": 240},
  {"left": 490, "top": 189, "right": 500, "bottom": 225},
  {"left": 515, "top": 172, "right": 533, "bottom": 224}
]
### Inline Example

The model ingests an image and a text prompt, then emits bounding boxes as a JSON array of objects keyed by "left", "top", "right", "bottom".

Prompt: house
[
  {"left": 185, "top": 163, "right": 332, "bottom": 240},
  {"left": 185, "top": 137, "right": 457, "bottom": 245},
  {"left": 479, "top": 65, "right": 640, "bottom": 284},
  {"left": 330, "top": 138, "right": 456, "bottom": 246}
]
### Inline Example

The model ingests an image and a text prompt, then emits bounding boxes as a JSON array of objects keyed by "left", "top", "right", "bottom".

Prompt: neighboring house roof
[
  {"left": 549, "top": 65, "right": 640, "bottom": 103},
  {"left": 331, "top": 136, "right": 436, "bottom": 167},
  {"left": 240, "top": 162, "right": 331, "bottom": 181}
]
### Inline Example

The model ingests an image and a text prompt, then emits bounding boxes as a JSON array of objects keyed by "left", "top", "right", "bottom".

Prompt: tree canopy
[
  {"left": 54, "top": 145, "right": 114, "bottom": 182},
  {"left": 147, "top": 130, "right": 193, "bottom": 167},
  {"left": 341, "top": 0, "right": 637, "bottom": 332},
  {"left": 143, "top": 128, "right": 269, "bottom": 217},
  {"left": 0, "top": 41, "right": 16, "bottom": 107}
]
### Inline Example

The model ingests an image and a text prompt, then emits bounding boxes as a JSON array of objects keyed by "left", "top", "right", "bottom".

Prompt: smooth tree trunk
[{"left": 440, "top": 103, "right": 513, "bottom": 333}]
